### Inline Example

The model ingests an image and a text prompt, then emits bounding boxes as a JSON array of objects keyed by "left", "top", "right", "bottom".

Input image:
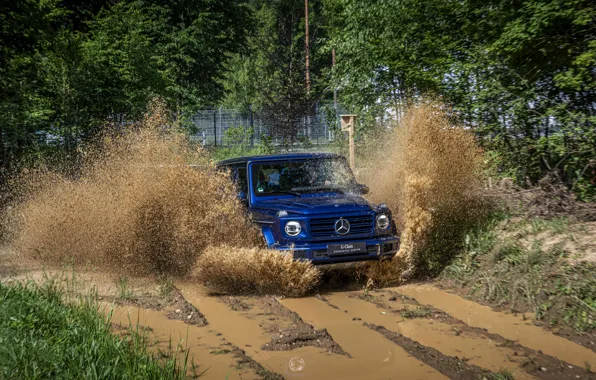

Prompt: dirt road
[{"left": 2, "top": 249, "right": 596, "bottom": 380}]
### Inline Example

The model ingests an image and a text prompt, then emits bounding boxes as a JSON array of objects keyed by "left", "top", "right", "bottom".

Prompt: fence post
[
  {"left": 250, "top": 105, "right": 254, "bottom": 148},
  {"left": 219, "top": 107, "right": 223, "bottom": 147},
  {"left": 213, "top": 112, "right": 217, "bottom": 146}
]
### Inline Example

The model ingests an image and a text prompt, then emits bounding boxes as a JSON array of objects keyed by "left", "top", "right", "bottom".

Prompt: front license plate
[{"left": 328, "top": 242, "right": 367, "bottom": 256}]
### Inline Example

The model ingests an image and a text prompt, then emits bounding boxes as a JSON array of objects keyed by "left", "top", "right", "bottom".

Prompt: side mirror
[
  {"left": 238, "top": 191, "right": 248, "bottom": 205},
  {"left": 354, "top": 183, "right": 369, "bottom": 195}
]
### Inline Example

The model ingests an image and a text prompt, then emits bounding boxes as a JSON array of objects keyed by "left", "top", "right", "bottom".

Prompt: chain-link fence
[{"left": 187, "top": 108, "right": 340, "bottom": 148}]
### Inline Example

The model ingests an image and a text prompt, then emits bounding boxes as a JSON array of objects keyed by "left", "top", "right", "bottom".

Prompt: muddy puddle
[
  {"left": 394, "top": 284, "right": 596, "bottom": 369},
  {"left": 2, "top": 249, "right": 596, "bottom": 380},
  {"left": 108, "top": 305, "right": 258, "bottom": 379},
  {"left": 322, "top": 293, "right": 533, "bottom": 379},
  {"left": 179, "top": 283, "right": 445, "bottom": 380},
  {"left": 175, "top": 282, "right": 596, "bottom": 379}
]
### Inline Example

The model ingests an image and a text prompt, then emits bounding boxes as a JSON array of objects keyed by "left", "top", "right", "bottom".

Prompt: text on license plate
[{"left": 328, "top": 242, "right": 367, "bottom": 256}]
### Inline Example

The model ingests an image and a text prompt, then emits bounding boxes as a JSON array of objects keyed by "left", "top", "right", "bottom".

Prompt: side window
[{"left": 237, "top": 167, "right": 248, "bottom": 194}]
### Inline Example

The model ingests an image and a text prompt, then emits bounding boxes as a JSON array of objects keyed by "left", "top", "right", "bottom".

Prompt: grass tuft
[
  {"left": 487, "top": 369, "right": 515, "bottom": 380},
  {"left": 400, "top": 306, "right": 432, "bottom": 319},
  {"left": 116, "top": 276, "right": 134, "bottom": 301}
]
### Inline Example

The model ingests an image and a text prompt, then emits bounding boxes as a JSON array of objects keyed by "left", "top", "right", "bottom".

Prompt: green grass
[
  {"left": 0, "top": 280, "right": 191, "bottom": 379},
  {"left": 487, "top": 369, "right": 515, "bottom": 380},
  {"left": 158, "top": 277, "right": 175, "bottom": 302},
  {"left": 400, "top": 306, "right": 432, "bottom": 319},
  {"left": 117, "top": 276, "right": 134, "bottom": 301}
]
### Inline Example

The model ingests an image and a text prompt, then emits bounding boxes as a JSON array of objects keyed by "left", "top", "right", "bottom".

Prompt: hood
[{"left": 252, "top": 194, "right": 372, "bottom": 215}]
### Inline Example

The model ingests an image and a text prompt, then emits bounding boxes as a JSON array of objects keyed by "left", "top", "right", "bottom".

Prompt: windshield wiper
[
  {"left": 291, "top": 186, "right": 346, "bottom": 194},
  {"left": 268, "top": 190, "right": 302, "bottom": 197}
]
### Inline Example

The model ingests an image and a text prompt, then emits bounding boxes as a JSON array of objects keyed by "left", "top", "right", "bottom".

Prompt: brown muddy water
[{"left": 2, "top": 252, "right": 596, "bottom": 380}]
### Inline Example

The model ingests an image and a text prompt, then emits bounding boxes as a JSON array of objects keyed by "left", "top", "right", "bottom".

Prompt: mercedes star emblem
[{"left": 334, "top": 218, "right": 350, "bottom": 235}]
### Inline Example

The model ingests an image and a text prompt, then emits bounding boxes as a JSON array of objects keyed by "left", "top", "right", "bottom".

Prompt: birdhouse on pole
[{"left": 340, "top": 114, "right": 357, "bottom": 170}]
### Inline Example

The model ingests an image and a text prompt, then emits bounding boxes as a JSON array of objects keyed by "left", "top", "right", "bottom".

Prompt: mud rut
[{"left": 2, "top": 252, "right": 596, "bottom": 380}]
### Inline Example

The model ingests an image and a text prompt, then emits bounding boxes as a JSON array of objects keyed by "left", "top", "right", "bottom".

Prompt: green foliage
[
  {"left": 116, "top": 276, "right": 134, "bottom": 301},
  {"left": 487, "top": 370, "right": 515, "bottom": 380},
  {"left": 0, "top": 0, "right": 252, "bottom": 169},
  {"left": 220, "top": 0, "right": 332, "bottom": 146},
  {"left": 2, "top": 0, "right": 595, "bottom": 197},
  {"left": 212, "top": 126, "right": 276, "bottom": 161},
  {"left": 0, "top": 281, "right": 189, "bottom": 379},
  {"left": 324, "top": 0, "right": 596, "bottom": 199},
  {"left": 158, "top": 277, "right": 175, "bottom": 302}
]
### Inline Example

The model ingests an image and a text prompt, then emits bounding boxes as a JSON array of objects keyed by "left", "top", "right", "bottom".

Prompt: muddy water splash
[
  {"left": 364, "top": 103, "right": 486, "bottom": 283},
  {"left": 195, "top": 246, "right": 321, "bottom": 297},
  {"left": 8, "top": 102, "right": 260, "bottom": 276}
]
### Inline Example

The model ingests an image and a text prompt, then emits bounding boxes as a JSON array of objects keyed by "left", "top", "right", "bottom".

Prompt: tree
[
  {"left": 0, "top": 0, "right": 253, "bottom": 169},
  {"left": 220, "top": 0, "right": 333, "bottom": 146},
  {"left": 323, "top": 0, "right": 596, "bottom": 198}
]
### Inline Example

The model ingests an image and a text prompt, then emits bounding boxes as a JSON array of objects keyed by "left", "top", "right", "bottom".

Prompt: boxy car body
[{"left": 217, "top": 153, "right": 400, "bottom": 269}]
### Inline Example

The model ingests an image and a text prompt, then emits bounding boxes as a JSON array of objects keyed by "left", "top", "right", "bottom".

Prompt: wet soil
[
  {"left": 436, "top": 282, "right": 596, "bottom": 355},
  {"left": 228, "top": 346, "right": 284, "bottom": 380},
  {"left": 365, "top": 323, "right": 491, "bottom": 379},
  {"left": 165, "top": 288, "right": 208, "bottom": 325},
  {"left": 218, "top": 294, "right": 348, "bottom": 355},
  {"left": 392, "top": 284, "right": 596, "bottom": 378},
  {"left": 4, "top": 248, "right": 596, "bottom": 380},
  {"left": 108, "top": 304, "right": 273, "bottom": 379},
  {"left": 367, "top": 289, "right": 596, "bottom": 380}
]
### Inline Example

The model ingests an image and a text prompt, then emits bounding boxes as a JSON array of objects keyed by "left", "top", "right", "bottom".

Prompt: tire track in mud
[
  {"left": 279, "top": 296, "right": 446, "bottom": 379},
  {"left": 178, "top": 283, "right": 445, "bottom": 380},
  {"left": 392, "top": 284, "right": 596, "bottom": 370},
  {"left": 322, "top": 292, "right": 531, "bottom": 379},
  {"left": 108, "top": 304, "right": 265, "bottom": 380},
  {"left": 177, "top": 282, "right": 593, "bottom": 379},
  {"left": 218, "top": 295, "right": 349, "bottom": 355}
]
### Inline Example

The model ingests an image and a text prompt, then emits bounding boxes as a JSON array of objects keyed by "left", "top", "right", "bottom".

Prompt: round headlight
[
  {"left": 285, "top": 221, "right": 302, "bottom": 236},
  {"left": 376, "top": 214, "right": 390, "bottom": 230}
]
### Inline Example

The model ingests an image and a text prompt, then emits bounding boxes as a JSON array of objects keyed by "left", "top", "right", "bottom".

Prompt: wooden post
[{"left": 340, "top": 114, "right": 357, "bottom": 170}]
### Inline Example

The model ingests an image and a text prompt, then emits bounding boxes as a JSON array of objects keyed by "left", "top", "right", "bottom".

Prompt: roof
[{"left": 216, "top": 152, "right": 344, "bottom": 166}]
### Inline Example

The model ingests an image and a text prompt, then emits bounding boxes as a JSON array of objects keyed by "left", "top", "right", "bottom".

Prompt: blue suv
[{"left": 217, "top": 153, "right": 400, "bottom": 269}]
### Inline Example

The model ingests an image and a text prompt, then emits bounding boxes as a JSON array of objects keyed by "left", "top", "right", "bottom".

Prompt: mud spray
[
  {"left": 2, "top": 101, "right": 484, "bottom": 294},
  {"left": 3, "top": 102, "right": 320, "bottom": 295},
  {"left": 361, "top": 103, "right": 486, "bottom": 286}
]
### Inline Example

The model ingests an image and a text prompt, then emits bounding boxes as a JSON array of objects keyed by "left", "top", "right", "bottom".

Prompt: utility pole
[{"left": 304, "top": 0, "right": 311, "bottom": 97}]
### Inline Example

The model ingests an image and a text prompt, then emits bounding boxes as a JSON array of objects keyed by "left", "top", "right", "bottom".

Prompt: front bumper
[{"left": 274, "top": 236, "right": 400, "bottom": 266}]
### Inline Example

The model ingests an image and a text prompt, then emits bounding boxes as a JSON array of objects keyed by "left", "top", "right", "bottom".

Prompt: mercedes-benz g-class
[{"left": 217, "top": 153, "right": 400, "bottom": 269}]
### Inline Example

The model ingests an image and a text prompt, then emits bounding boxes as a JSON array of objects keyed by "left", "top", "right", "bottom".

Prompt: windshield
[{"left": 251, "top": 158, "right": 356, "bottom": 196}]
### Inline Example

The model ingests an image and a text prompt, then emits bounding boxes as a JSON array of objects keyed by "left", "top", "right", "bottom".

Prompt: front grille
[
  {"left": 293, "top": 251, "right": 308, "bottom": 260},
  {"left": 367, "top": 244, "right": 379, "bottom": 254},
  {"left": 310, "top": 215, "right": 374, "bottom": 238},
  {"left": 313, "top": 249, "right": 328, "bottom": 258}
]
